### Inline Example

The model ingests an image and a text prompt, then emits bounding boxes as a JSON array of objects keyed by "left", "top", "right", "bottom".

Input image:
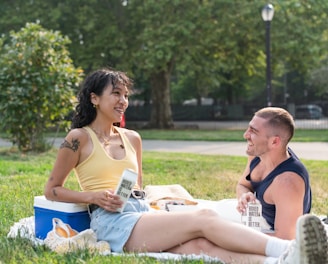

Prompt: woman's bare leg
[
  {"left": 125, "top": 209, "right": 271, "bottom": 257},
  {"left": 169, "top": 237, "right": 266, "bottom": 263}
]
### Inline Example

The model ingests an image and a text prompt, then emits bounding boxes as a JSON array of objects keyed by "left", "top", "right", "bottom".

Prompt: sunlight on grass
[
  {"left": 0, "top": 148, "right": 327, "bottom": 263},
  {"left": 137, "top": 129, "right": 328, "bottom": 142}
]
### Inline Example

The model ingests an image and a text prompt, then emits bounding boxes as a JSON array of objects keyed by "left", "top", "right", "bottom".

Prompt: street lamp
[{"left": 261, "top": 3, "right": 274, "bottom": 106}]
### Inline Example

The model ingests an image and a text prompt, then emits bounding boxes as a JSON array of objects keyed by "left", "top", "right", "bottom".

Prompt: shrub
[{"left": 0, "top": 22, "right": 83, "bottom": 152}]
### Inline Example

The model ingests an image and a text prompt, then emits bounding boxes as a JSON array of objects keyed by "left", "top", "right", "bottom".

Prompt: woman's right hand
[{"left": 94, "top": 190, "right": 124, "bottom": 212}]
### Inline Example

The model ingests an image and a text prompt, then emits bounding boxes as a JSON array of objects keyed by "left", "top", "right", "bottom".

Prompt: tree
[
  {"left": 0, "top": 22, "right": 83, "bottom": 152},
  {"left": 268, "top": 0, "right": 328, "bottom": 104},
  {"left": 0, "top": 0, "right": 327, "bottom": 124},
  {"left": 123, "top": 0, "right": 224, "bottom": 128}
]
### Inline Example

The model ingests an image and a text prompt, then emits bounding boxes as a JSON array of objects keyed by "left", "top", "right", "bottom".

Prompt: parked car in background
[
  {"left": 295, "top": 104, "right": 323, "bottom": 119},
  {"left": 182, "top": 97, "right": 214, "bottom": 106}
]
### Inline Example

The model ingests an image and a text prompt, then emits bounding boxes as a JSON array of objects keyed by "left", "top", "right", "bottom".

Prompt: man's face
[{"left": 243, "top": 116, "right": 272, "bottom": 157}]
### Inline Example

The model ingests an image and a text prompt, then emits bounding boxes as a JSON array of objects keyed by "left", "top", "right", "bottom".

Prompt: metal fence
[{"left": 125, "top": 105, "right": 328, "bottom": 130}]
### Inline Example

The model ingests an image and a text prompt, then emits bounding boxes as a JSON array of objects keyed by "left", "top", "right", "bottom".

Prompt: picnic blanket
[
  {"left": 7, "top": 199, "right": 234, "bottom": 262},
  {"left": 7, "top": 199, "right": 242, "bottom": 244},
  {"left": 7, "top": 214, "right": 221, "bottom": 261},
  {"left": 7, "top": 196, "right": 328, "bottom": 261}
]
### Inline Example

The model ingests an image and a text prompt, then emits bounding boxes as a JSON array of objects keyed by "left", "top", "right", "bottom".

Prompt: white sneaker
[{"left": 279, "top": 214, "right": 328, "bottom": 264}]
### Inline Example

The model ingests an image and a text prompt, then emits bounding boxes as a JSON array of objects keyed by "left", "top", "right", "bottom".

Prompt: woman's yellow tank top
[{"left": 74, "top": 126, "right": 139, "bottom": 192}]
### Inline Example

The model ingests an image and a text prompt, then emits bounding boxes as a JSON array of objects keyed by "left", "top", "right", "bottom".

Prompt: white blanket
[
  {"left": 7, "top": 198, "right": 327, "bottom": 261},
  {"left": 8, "top": 199, "right": 239, "bottom": 262},
  {"left": 6, "top": 214, "right": 220, "bottom": 261}
]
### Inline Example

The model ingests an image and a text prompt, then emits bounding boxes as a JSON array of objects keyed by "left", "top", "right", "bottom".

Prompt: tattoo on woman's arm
[{"left": 60, "top": 138, "right": 80, "bottom": 152}]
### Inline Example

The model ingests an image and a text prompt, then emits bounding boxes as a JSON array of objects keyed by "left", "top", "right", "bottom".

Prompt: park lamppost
[{"left": 261, "top": 3, "right": 274, "bottom": 106}]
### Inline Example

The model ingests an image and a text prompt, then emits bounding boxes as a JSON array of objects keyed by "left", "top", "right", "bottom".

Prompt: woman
[{"left": 45, "top": 68, "right": 327, "bottom": 264}]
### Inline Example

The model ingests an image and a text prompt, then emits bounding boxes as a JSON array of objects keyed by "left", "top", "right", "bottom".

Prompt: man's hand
[{"left": 237, "top": 192, "right": 256, "bottom": 213}]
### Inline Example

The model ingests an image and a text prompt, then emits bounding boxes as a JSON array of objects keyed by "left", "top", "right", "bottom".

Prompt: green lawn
[
  {"left": 137, "top": 129, "right": 328, "bottom": 142},
  {"left": 15, "top": 128, "right": 328, "bottom": 142},
  {"left": 0, "top": 147, "right": 327, "bottom": 263},
  {"left": 0, "top": 128, "right": 327, "bottom": 263}
]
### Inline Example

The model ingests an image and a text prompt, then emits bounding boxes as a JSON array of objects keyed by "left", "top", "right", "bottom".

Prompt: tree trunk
[{"left": 147, "top": 70, "right": 174, "bottom": 129}]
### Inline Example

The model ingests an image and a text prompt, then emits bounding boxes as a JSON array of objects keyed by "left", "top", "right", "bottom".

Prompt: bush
[{"left": 0, "top": 22, "right": 83, "bottom": 152}]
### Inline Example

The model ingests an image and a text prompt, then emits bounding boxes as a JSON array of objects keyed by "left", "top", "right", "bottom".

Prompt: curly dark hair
[{"left": 71, "top": 68, "right": 133, "bottom": 129}]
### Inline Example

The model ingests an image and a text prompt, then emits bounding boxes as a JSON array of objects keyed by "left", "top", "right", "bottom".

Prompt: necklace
[
  {"left": 100, "top": 136, "right": 111, "bottom": 146},
  {"left": 90, "top": 127, "right": 124, "bottom": 149}
]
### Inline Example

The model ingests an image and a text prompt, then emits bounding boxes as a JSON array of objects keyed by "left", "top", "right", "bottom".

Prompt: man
[{"left": 236, "top": 107, "right": 311, "bottom": 239}]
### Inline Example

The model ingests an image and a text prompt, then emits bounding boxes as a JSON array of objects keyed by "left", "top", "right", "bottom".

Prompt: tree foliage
[
  {"left": 0, "top": 0, "right": 327, "bottom": 128},
  {"left": 0, "top": 23, "right": 83, "bottom": 152},
  {"left": 123, "top": 0, "right": 211, "bottom": 127}
]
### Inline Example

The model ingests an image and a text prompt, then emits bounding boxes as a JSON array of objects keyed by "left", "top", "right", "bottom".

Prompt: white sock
[
  {"left": 264, "top": 257, "right": 279, "bottom": 264},
  {"left": 265, "top": 237, "right": 290, "bottom": 257}
]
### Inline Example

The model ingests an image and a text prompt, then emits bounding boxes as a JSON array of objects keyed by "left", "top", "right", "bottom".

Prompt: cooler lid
[{"left": 34, "top": 196, "right": 88, "bottom": 213}]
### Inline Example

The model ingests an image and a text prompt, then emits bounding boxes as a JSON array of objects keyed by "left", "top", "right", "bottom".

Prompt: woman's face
[{"left": 92, "top": 83, "right": 129, "bottom": 123}]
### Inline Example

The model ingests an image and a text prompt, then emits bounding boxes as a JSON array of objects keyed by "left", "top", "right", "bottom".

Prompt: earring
[{"left": 93, "top": 104, "right": 98, "bottom": 108}]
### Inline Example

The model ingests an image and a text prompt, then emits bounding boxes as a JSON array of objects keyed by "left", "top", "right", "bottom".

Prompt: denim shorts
[{"left": 90, "top": 198, "right": 150, "bottom": 252}]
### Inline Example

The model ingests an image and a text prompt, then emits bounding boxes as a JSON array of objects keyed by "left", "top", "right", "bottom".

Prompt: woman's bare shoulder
[
  {"left": 119, "top": 127, "right": 140, "bottom": 139},
  {"left": 118, "top": 127, "right": 141, "bottom": 147},
  {"left": 65, "top": 128, "right": 89, "bottom": 140}
]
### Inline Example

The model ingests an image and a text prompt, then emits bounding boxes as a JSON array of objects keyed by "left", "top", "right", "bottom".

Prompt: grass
[
  {"left": 137, "top": 129, "right": 328, "bottom": 142},
  {"left": 0, "top": 145, "right": 327, "bottom": 263},
  {"left": 2, "top": 128, "right": 328, "bottom": 143}
]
